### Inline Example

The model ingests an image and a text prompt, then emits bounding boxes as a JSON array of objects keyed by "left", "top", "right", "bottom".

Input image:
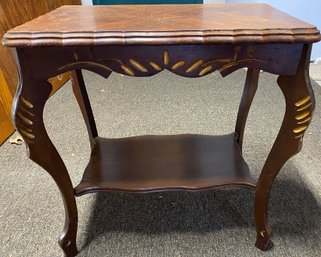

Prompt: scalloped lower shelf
[{"left": 74, "top": 133, "right": 256, "bottom": 196}]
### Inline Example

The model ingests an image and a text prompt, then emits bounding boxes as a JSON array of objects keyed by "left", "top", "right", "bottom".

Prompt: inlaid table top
[{"left": 3, "top": 4, "right": 321, "bottom": 46}]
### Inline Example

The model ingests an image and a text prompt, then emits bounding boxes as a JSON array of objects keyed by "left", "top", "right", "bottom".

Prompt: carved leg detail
[
  {"left": 235, "top": 68, "right": 260, "bottom": 150},
  {"left": 13, "top": 76, "right": 78, "bottom": 257},
  {"left": 254, "top": 44, "right": 315, "bottom": 250},
  {"left": 70, "top": 69, "right": 101, "bottom": 149}
]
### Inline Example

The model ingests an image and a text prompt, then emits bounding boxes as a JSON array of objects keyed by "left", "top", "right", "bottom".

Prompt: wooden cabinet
[
  {"left": 0, "top": 69, "right": 14, "bottom": 143},
  {"left": 0, "top": 0, "right": 81, "bottom": 145}
]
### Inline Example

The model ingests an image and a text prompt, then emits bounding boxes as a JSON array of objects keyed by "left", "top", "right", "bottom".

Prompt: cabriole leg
[
  {"left": 13, "top": 72, "right": 79, "bottom": 257},
  {"left": 254, "top": 44, "right": 315, "bottom": 250},
  {"left": 70, "top": 69, "right": 102, "bottom": 149},
  {"left": 235, "top": 68, "right": 260, "bottom": 150}
]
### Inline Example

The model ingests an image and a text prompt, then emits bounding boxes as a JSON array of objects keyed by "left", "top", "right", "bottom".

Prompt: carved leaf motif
[
  {"left": 16, "top": 122, "right": 32, "bottom": 132},
  {"left": 121, "top": 65, "right": 135, "bottom": 76},
  {"left": 186, "top": 60, "right": 203, "bottom": 73},
  {"left": 297, "top": 102, "right": 312, "bottom": 112},
  {"left": 17, "top": 112, "right": 33, "bottom": 125},
  {"left": 295, "top": 96, "right": 311, "bottom": 107},
  {"left": 171, "top": 61, "right": 185, "bottom": 70},
  {"left": 295, "top": 111, "right": 310, "bottom": 120},
  {"left": 293, "top": 125, "right": 308, "bottom": 134},
  {"left": 59, "top": 45, "right": 266, "bottom": 78},
  {"left": 19, "top": 128, "right": 35, "bottom": 139},
  {"left": 297, "top": 117, "right": 311, "bottom": 125},
  {"left": 149, "top": 62, "right": 162, "bottom": 71},
  {"left": 199, "top": 66, "right": 213, "bottom": 76},
  {"left": 293, "top": 95, "right": 313, "bottom": 139},
  {"left": 16, "top": 96, "right": 36, "bottom": 142},
  {"left": 21, "top": 96, "right": 34, "bottom": 109},
  {"left": 19, "top": 106, "right": 34, "bottom": 117},
  {"left": 129, "top": 59, "right": 148, "bottom": 72},
  {"left": 163, "top": 51, "right": 169, "bottom": 65}
]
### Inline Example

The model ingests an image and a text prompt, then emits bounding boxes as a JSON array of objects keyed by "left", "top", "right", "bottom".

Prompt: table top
[{"left": 3, "top": 4, "right": 320, "bottom": 47}]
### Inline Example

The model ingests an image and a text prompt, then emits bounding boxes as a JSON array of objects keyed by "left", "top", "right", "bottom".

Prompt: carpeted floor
[{"left": 1, "top": 70, "right": 321, "bottom": 257}]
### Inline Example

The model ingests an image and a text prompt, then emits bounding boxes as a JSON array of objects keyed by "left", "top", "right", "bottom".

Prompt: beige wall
[
  {"left": 204, "top": 0, "right": 225, "bottom": 3},
  {"left": 81, "top": 0, "right": 93, "bottom": 4}
]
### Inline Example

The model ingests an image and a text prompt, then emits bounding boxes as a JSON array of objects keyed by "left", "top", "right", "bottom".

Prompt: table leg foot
[
  {"left": 60, "top": 238, "right": 79, "bottom": 257},
  {"left": 255, "top": 230, "right": 273, "bottom": 251}
]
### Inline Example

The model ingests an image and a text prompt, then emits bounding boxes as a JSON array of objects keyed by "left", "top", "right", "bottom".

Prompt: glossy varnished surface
[
  {"left": 74, "top": 134, "right": 256, "bottom": 196},
  {"left": 3, "top": 4, "right": 320, "bottom": 46}
]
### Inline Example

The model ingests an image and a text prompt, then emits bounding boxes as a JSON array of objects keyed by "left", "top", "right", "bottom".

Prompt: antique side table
[{"left": 3, "top": 4, "right": 321, "bottom": 257}]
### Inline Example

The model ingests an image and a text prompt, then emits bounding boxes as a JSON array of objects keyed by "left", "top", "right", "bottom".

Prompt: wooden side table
[{"left": 3, "top": 4, "right": 321, "bottom": 257}]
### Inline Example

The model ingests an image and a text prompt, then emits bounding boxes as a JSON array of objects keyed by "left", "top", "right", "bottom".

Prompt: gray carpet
[{"left": 1, "top": 69, "right": 321, "bottom": 257}]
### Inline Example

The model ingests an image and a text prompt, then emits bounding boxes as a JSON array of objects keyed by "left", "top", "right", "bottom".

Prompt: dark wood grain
[
  {"left": 3, "top": 4, "right": 320, "bottom": 46},
  {"left": 17, "top": 44, "right": 304, "bottom": 79},
  {"left": 74, "top": 134, "right": 256, "bottom": 196}
]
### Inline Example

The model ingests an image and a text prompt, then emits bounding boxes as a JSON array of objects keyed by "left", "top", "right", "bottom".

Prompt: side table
[{"left": 3, "top": 4, "right": 321, "bottom": 257}]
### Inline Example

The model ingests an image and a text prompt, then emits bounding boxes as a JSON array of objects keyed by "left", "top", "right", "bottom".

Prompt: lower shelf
[{"left": 74, "top": 133, "right": 256, "bottom": 196}]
